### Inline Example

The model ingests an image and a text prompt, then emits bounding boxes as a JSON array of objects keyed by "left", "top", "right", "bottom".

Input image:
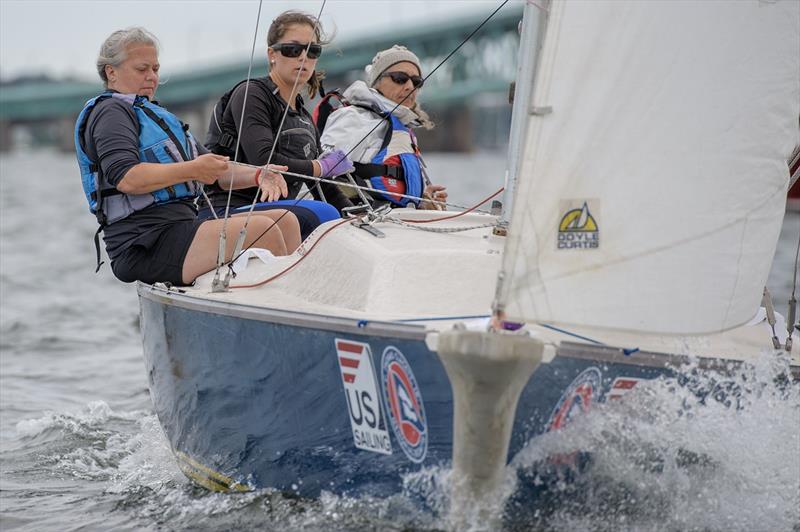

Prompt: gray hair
[{"left": 96, "top": 27, "right": 160, "bottom": 87}]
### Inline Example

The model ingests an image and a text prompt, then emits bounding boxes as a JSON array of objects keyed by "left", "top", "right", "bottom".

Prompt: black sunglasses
[
  {"left": 381, "top": 71, "right": 424, "bottom": 89},
  {"left": 270, "top": 42, "right": 323, "bottom": 60}
]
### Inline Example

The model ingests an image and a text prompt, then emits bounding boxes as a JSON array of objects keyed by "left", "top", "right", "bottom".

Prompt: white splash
[{"left": 510, "top": 351, "right": 800, "bottom": 531}]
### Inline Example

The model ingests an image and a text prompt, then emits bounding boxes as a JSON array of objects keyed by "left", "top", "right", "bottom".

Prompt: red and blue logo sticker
[
  {"left": 381, "top": 346, "right": 428, "bottom": 463},
  {"left": 546, "top": 367, "right": 602, "bottom": 431}
]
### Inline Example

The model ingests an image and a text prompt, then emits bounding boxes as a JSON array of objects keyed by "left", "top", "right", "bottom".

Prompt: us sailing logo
[
  {"left": 381, "top": 347, "right": 428, "bottom": 463},
  {"left": 546, "top": 367, "right": 602, "bottom": 431},
  {"left": 558, "top": 200, "right": 599, "bottom": 250},
  {"left": 335, "top": 339, "right": 392, "bottom": 455}
]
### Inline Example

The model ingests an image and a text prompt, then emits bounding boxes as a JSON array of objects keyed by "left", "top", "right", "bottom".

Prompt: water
[{"left": 1, "top": 150, "right": 798, "bottom": 531}]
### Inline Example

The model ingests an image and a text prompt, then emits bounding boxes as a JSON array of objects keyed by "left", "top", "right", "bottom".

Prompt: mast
[{"left": 493, "top": 0, "right": 549, "bottom": 319}]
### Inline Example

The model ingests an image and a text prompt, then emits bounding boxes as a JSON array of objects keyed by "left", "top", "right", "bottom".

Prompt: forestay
[{"left": 499, "top": 0, "right": 800, "bottom": 334}]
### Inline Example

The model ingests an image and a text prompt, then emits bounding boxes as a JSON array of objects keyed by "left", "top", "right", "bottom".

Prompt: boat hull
[{"left": 139, "top": 284, "right": 678, "bottom": 497}]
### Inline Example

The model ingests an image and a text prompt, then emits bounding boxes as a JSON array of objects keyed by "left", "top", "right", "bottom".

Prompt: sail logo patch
[
  {"left": 558, "top": 200, "right": 599, "bottom": 250},
  {"left": 605, "top": 377, "right": 644, "bottom": 401},
  {"left": 335, "top": 339, "right": 392, "bottom": 455},
  {"left": 546, "top": 367, "right": 602, "bottom": 431},
  {"left": 381, "top": 346, "right": 428, "bottom": 463}
]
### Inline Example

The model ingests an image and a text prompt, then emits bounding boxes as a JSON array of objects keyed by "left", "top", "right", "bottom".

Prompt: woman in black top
[{"left": 203, "top": 10, "right": 354, "bottom": 224}]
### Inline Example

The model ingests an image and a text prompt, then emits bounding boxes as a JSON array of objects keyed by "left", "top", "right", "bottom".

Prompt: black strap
[
  {"left": 90, "top": 188, "right": 124, "bottom": 201},
  {"left": 93, "top": 225, "right": 105, "bottom": 273},
  {"left": 218, "top": 131, "right": 235, "bottom": 150},
  {"left": 353, "top": 162, "right": 404, "bottom": 180},
  {"left": 210, "top": 78, "right": 272, "bottom": 156},
  {"left": 135, "top": 102, "right": 190, "bottom": 161}
]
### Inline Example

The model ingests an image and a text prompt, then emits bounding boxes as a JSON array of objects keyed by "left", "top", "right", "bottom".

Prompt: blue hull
[{"left": 138, "top": 284, "right": 676, "bottom": 497}]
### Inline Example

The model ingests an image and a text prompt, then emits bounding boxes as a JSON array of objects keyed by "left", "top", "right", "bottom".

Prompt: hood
[{"left": 342, "top": 80, "right": 423, "bottom": 128}]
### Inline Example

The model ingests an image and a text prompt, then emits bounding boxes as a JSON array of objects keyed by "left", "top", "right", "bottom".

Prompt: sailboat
[{"left": 137, "top": 0, "right": 800, "bottom": 521}]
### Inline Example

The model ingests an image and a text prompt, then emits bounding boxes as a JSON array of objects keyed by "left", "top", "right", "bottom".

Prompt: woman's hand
[
  {"left": 421, "top": 184, "right": 447, "bottom": 210},
  {"left": 191, "top": 154, "right": 230, "bottom": 184},
  {"left": 317, "top": 149, "right": 355, "bottom": 177},
  {"left": 257, "top": 164, "right": 289, "bottom": 202}
]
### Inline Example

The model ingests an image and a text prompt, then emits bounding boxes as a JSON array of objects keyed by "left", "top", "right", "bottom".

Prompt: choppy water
[{"left": 1, "top": 150, "right": 798, "bottom": 531}]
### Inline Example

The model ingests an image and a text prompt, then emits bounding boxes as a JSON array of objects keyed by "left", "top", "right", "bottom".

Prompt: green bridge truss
[{"left": 0, "top": 5, "right": 522, "bottom": 122}]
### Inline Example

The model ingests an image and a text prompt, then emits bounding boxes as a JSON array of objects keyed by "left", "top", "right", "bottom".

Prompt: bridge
[{"left": 0, "top": 5, "right": 522, "bottom": 152}]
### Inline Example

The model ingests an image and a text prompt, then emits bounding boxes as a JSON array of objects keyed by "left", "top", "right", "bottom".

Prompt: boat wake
[{"left": 4, "top": 350, "right": 796, "bottom": 531}]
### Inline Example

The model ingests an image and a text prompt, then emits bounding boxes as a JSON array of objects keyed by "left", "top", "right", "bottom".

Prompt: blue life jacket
[
  {"left": 74, "top": 92, "right": 201, "bottom": 226},
  {"left": 314, "top": 91, "right": 424, "bottom": 208},
  {"left": 366, "top": 113, "right": 423, "bottom": 207}
]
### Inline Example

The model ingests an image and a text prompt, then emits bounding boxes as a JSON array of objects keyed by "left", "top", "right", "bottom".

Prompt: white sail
[{"left": 500, "top": 0, "right": 800, "bottom": 335}]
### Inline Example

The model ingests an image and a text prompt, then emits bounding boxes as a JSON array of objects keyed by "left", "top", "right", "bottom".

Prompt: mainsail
[{"left": 499, "top": 0, "right": 800, "bottom": 334}]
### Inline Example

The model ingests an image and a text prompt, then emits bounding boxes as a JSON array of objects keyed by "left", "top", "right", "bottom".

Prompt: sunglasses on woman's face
[
  {"left": 382, "top": 71, "right": 424, "bottom": 88},
  {"left": 270, "top": 42, "right": 323, "bottom": 60}
]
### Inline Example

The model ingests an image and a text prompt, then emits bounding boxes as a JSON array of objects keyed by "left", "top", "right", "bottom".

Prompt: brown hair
[{"left": 268, "top": 10, "right": 330, "bottom": 98}]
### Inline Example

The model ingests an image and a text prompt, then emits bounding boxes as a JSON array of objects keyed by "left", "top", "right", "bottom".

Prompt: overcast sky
[{"left": 0, "top": 0, "right": 509, "bottom": 82}]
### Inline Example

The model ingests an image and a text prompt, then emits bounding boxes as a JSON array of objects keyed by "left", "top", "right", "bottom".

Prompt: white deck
[{"left": 182, "top": 208, "right": 799, "bottom": 366}]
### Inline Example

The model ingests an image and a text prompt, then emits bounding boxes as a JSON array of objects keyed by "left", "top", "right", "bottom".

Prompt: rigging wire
[
  {"left": 209, "top": 0, "right": 328, "bottom": 289},
  {"left": 225, "top": 0, "right": 514, "bottom": 270},
  {"left": 332, "top": 0, "right": 512, "bottom": 170},
  {"left": 786, "top": 222, "right": 800, "bottom": 347},
  {"left": 209, "top": 0, "right": 266, "bottom": 290},
  {"left": 226, "top": 161, "right": 499, "bottom": 214},
  {"left": 239, "top": 0, "right": 329, "bottom": 225}
]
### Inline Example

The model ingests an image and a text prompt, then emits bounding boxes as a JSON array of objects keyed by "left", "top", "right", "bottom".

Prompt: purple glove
[{"left": 318, "top": 149, "right": 355, "bottom": 177}]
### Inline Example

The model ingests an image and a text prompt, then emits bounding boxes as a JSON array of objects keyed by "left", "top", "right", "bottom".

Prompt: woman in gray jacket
[{"left": 320, "top": 45, "right": 447, "bottom": 210}]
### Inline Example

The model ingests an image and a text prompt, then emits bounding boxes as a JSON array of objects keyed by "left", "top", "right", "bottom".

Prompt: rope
[
  {"left": 398, "top": 187, "right": 504, "bottom": 224},
  {"left": 383, "top": 217, "right": 498, "bottom": 234},
  {"left": 227, "top": 161, "right": 498, "bottom": 215},
  {"left": 231, "top": 217, "right": 352, "bottom": 289}
]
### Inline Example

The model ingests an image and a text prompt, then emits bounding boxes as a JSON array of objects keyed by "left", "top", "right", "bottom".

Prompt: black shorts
[{"left": 110, "top": 218, "right": 204, "bottom": 285}]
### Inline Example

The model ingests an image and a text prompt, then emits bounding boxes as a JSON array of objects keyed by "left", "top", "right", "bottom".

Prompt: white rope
[
  {"left": 383, "top": 216, "right": 499, "bottom": 233},
  {"left": 229, "top": 161, "right": 494, "bottom": 215}
]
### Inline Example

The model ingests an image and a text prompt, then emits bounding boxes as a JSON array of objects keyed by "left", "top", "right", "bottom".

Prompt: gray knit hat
[{"left": 365, "top": 45, "right": 422, "bottom": 87}]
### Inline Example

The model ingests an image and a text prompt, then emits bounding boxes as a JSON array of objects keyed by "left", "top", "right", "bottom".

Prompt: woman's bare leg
[
  {"left": 239, "top": 210, "right": 301, "bottom": 252},
  {"left": 181, "top": 216, "right": 287, "bottom": 284}
]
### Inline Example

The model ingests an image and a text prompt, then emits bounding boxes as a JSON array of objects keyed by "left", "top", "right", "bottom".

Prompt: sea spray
[{"left": 508, "top": 350, "right": 800, "bottom": 531}]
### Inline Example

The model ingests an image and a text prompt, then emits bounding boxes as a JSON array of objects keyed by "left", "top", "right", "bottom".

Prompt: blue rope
[
  {"left": 392, "top": 316, "right": 639, "bottom": 356},
  {"left": 538, "top": 323, "right": 606, "bottom": 345},
  {"left": 396, "top": 314, "right": 491, "bottom": 323}
]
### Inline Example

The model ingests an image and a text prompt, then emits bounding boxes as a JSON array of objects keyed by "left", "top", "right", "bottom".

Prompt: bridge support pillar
[
  {"left": 56, "top": 117, "right": 75, "bottom": 152},
  {"left": 0, "top": 120, "right": 13, "bottom": 153},
  {"left": 417, "top": 104, "right": 474, "bottom": 152}
]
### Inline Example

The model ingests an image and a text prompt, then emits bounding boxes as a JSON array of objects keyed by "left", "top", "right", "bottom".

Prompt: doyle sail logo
[
  {"left": 335, "top": 339, "right": 392, "bottom": 455},
  {"left": 557, "top": 200, "right": 599, "bottom": 250},
  {"left": 381, "top": 346, "right": 428, "bottom": 463}
]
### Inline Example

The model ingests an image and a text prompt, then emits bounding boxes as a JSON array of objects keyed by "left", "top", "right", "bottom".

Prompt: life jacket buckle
[{"left": 219, "top": 132, "right": 235, "bottom": 149}]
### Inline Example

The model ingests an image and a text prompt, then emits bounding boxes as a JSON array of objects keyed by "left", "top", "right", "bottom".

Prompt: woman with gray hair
[
  {"left": 75, "top": 27, "right": 301, "bottom": 285},
  {"left": 319, "top": 45, "right": 447, "bottom": 210}
]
